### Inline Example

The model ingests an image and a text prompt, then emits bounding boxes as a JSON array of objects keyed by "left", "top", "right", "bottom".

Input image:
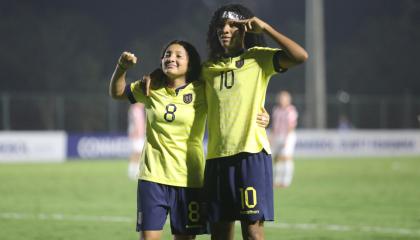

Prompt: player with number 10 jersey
[
  {"left": 203, "top": 46, "right": 279, "bottom": 159},
  {"left": 201, "top": 4, "right": 308, "bottom": 239}
]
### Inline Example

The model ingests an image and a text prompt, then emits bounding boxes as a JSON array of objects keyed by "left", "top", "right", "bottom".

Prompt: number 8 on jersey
[{"left": 164, "top": 104, "right": 177, "bottom": 122}]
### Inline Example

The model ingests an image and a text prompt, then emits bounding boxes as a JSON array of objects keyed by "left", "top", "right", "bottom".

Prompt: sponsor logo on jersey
[{"left": 183, "top": 93, "right": 193, "bottom": 104}]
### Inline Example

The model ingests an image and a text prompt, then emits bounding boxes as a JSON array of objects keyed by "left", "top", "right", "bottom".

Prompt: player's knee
[
  {"left": 174, "top": 235, "right": 196, "bottom": 240},
  {"left": 140, "top": 231, "right": 162, "bottom": 240},
  {"left": 241, "top": 221, "right": 264, "bottom": 240},
  {"left": 210, "top": 222, "right": 235, "bottom": 240}
]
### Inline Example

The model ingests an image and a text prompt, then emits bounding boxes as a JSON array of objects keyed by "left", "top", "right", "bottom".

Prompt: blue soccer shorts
[
  {"left": 136, "top": 180, "right": 208, "bottom": 235},
  {"left": 203, "top": 150, "right": 274, "bottom": 222}
]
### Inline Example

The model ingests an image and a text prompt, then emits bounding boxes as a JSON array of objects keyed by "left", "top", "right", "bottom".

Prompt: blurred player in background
[
  {"left": 202, "top": 4, "right": 308, "bottom": 240},
  {"left": 127, "top": 103, "right": 145, "bottom": 180},
  {"left": 270, "top": 91, "right": 298, "bottom": 188}
]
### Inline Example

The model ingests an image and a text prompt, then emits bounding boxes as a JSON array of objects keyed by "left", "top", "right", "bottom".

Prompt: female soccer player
[
  {"left": 110, "top": 40, "right": 207, "bottom": 240},
  {"left": 201, "top": 4, "right": 308, "bottom": 240},
  {"left": 271, "top": 91, "right": 298, "bottom": 188},
  {"left": 109, "top": 40, "right": 270, "bottom": 240}
]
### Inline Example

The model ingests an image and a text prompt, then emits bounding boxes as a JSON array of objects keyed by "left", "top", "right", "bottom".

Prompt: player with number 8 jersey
[
  {"left": 126, "top": 77, "right": 206, "bottom": 187},
  {"left": 109, "top": 40, "right": 209, "bottom": 239}
]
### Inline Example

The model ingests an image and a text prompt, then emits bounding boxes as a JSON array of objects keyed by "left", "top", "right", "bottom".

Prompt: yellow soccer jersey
[
  {"left": 202, "top": 46, "right": 282, "bottom": 159},
  {"left": 125, "top": 80, "right": 207, "bottom": 188}
]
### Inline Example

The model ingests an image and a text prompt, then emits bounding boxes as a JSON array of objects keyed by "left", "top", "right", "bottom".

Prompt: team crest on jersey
[
  {"left": 235, "top": 58, "right": 244, "bottom": 68},
  {"left": 183, "top": 93, "right": 193, "bottom": 104}
]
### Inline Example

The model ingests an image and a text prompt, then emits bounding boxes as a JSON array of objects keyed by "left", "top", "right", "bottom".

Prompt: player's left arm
[{"left": 235, "top": 17, "right": 308, "bottom": 69}]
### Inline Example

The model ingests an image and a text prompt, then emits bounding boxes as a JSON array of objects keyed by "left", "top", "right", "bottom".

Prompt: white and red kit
[
  {"left": 271, "top": 105, "right": 298, "bottom": 156},
  {"left": 128, "top": 103, "right": 146, "bottom": 153}
]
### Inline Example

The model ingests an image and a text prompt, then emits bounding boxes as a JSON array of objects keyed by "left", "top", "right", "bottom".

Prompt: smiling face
[
  {"left": 161, "top": 43, "right": 189, "bottom": 80},
  {"left": 216, "top": 20, "right": 245, "bottom": 53}
]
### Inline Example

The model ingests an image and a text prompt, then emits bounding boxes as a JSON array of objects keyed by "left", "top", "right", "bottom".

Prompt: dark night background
[{"left": 1, "top": 0, "right": 419, "bottom": 130}]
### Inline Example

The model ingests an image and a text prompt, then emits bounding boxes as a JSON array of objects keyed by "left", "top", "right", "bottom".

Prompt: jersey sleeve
[
  {"left": 124, "top": 80, "right": 146, "bottom": 104},
  {"left": 250, "top": 47, "right": 285, "bottom": 77}
]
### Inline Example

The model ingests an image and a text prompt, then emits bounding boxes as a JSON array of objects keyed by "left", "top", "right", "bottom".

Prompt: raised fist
[{"left": 118, "top": 51, "right": 138, "bottom": 70}]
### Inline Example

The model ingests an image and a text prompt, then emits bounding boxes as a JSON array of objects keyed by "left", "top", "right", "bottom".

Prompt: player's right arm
[
  {"left": 109, "top": 52, "right": 138, "bottom": 100},
  {"left": 234, "top": 17, "right": 308, "bottom": 70}
]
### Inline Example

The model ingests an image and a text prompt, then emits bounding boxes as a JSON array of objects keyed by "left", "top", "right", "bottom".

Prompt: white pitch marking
[
  {"left": 0, "top": 212, "right": 132, "bottom": 223},
  {"left": 1, "top": 212, "right": 420, "bottom": 236},
  {"left": 264, "top": 222, "right": 420, "bottom": 236}
]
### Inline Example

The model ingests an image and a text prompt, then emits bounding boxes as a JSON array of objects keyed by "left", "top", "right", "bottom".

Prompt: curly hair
[
  {"left": 160, "top": 40, "right": 201, "bottom": 83},
  {"left": 207, "top": 4, "right": 266, "bottom": 61}
]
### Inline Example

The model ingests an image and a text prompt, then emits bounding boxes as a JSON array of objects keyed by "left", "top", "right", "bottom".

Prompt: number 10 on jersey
[{"left": 220, "top": 70, "right": 235, "bottom": 90}]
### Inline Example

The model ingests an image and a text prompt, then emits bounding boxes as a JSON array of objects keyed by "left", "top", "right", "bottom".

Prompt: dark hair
[
  {"left": 160, "top": 40, "right": 201, "bottom": 83},
  {"left": 207, "top": 4, "right": 266, "bottom": 61}
]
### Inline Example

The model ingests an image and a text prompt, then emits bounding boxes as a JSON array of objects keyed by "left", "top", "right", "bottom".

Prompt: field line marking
[
  {"left": 264, "top": 222, "right": 420, "bottom": 236},
  {"left": 0, "top": 212, "right": 131, "bottom": 223},
  {"left": 1, "top": 212, "right": 420, "bottom": 236}
]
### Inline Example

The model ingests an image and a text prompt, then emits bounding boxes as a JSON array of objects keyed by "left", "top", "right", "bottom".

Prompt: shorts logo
[
  {"left": 236, "top": 59, "right": 244, "bottom": 68},
  {"left": 137, "top": 212, "right": 142, "bottom": 225},
  {"left": 183, "top": 93, "right": 193, "bottom": 104}
]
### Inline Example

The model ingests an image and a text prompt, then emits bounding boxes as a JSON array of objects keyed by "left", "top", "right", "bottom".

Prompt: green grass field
[{"left": 1, "top": 157, "right": 419, "bottom": 240}]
